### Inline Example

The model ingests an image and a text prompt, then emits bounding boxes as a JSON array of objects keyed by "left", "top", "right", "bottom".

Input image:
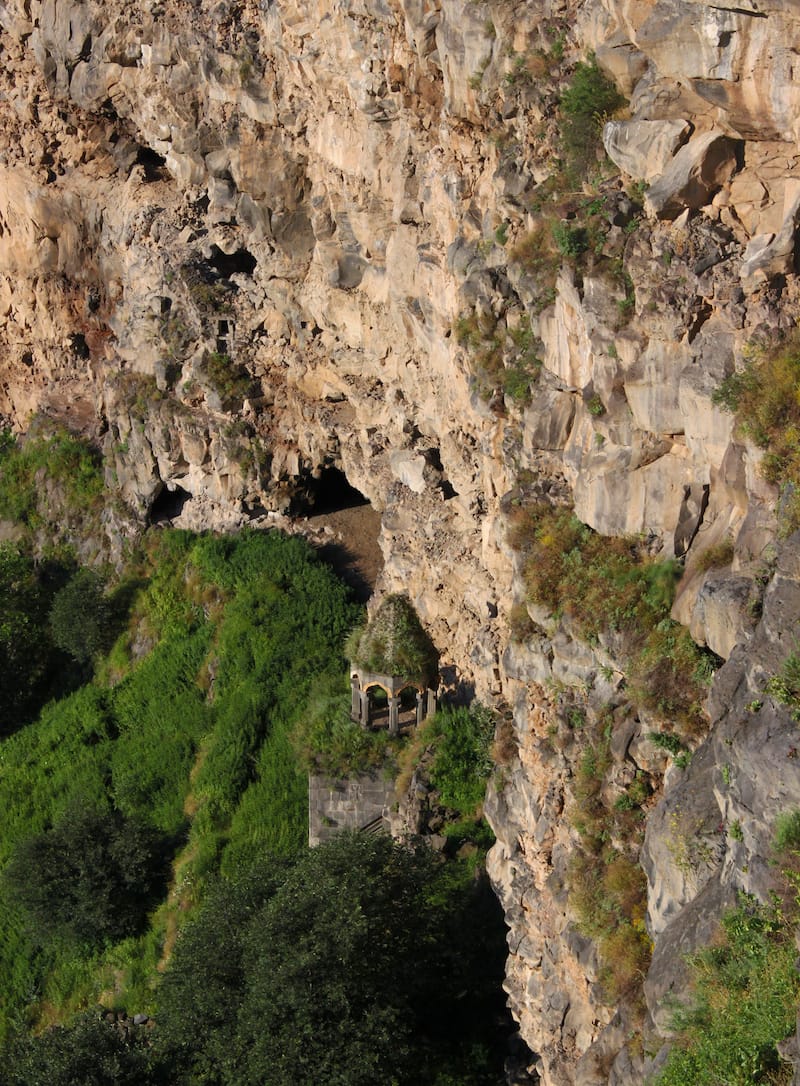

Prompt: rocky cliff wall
[{"left": 3, "top": 0, "right": 800, "bottom": 1081}]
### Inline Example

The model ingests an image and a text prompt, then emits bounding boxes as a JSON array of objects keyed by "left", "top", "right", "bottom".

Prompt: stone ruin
[{"left": 347, "top": 593, "right": 439, "bottom": 736}]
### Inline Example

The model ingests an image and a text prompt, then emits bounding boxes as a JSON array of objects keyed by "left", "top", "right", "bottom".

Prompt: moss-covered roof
[{"left": 348, "top": 594, "right": 438, "bottom": 685}]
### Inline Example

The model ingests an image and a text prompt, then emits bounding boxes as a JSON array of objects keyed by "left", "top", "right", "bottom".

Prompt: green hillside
[{"left": 0, "top": 526, "right": 509, "bottom": 1084}]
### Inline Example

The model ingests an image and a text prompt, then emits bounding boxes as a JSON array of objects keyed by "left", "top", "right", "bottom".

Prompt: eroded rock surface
[{"left": 3, "top": 0, "right": 800, "bottom": 1081}]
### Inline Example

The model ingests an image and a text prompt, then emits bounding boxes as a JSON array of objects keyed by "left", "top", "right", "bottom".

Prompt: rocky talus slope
[{"left": 3, "top": 0, "right": 800, "bottom": 1080}]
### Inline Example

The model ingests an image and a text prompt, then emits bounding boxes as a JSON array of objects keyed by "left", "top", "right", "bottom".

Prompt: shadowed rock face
[{"left": 4, "top": 0, "right": 800, "bottom": 1080}]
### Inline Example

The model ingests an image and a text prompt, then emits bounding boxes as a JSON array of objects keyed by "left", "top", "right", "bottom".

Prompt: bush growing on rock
[
  {"left": 0, "top": 420, "right": 104, "bottom": 534},
  {"left": 508, "top": 502, "right": 716, "bottom": 735},
  {"left": 558, "top": 56, "right": 625, "bottom": 183},
  {"left": 712, "top": 331, "right": 800, "bottom": 532},
  {"left": 655, "top": 892, "right": 800, "bottom": 1086}
]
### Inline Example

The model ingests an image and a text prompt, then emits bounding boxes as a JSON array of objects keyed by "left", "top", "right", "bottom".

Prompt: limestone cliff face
[{"left": 3, "top": 0, "right": 800, "bottom": 1081}]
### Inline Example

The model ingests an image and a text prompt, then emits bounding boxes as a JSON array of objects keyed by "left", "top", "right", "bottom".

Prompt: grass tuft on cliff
[
  {"left": 713, "top": 330, "right": 800, "bottom": 533},
  {"left": 508, "top": 502, "right": 716, "bottom": 736},
  {"left": 0, "top": 420, "right": 105, "bottom": 542},
  {"left": 654, "top": 817, "right": 800, "bottom": 1086}
]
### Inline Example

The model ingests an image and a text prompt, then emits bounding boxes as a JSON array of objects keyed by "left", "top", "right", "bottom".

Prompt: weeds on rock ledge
[
  {"left": 454, "top": 309, "right": 542, "bottom": 405},
  {"left": 713, "top": 330, "right": 800, "bottom": 533},
  {"left": 559, "top": 702, "right": 652, "bottom": 1014},
  {"left": 507, "top": 502, "right": 717, "bottom": 738},
  {"left": 654, "top": 814, "right": 800, "bottom": 1085}
]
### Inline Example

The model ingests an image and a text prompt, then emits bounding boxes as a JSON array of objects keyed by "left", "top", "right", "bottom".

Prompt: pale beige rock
[
  {"left": 3, "top": 1, "right": 800, "bottom": 1082},
  {"left": 623, "top": 339, "right": 691, "bottom": 434},
  {"left": 645, "top": 130, "right": 737, "bottom": 219},
  {"left": 740, "top": 180, "right": 800, "bottom": 292},
  {"left": 602, "top": 118, "right": 690, "bottom": 182}
]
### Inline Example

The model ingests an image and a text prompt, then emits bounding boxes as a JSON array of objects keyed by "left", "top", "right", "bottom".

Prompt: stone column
[
  {"left": 388, "top": 696, "right": 400, "bottom": 736},
  {"left": 416, "top": 689, "right": 425, "bottom": 726},
  {"left": 426, "top": 688, "right": 436, "bottom": 720},
  {"left": 351, "top": 675, "right": 361, "bottom": 722},
  {"left": 360, "top": 690, "right": 370, "bottom": 728}
]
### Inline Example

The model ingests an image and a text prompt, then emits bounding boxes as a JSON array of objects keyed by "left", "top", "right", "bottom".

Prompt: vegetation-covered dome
[{"left": 347, "top": 593, "right": 438, "bottom": 686}]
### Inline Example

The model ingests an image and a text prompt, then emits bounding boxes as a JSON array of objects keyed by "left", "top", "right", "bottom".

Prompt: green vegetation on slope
[
  {"left": 713, "top": 330, "right": 800, "bottom": 533},
  {"left": 1, "top": 524, "right": 510, "bottom": 1084},
  {"left": 655, "top": 815, "right": 800, "bottom": 1084},
  {"left": 0, "top": 422, "right": 105, "bottom": 540},
  {"left": 0, "top": 528, "right": 360, "bottom": 1044},
  {"left": 508, "top": 502, "right": 717, "bottom": 736}
]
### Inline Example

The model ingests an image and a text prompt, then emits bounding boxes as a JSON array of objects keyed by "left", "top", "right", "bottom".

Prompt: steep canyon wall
[{"left": 2, "top": 0, "right": 800, "bottom": 1081}]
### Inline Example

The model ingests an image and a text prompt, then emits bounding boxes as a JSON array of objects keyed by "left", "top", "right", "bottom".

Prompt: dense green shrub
[
  {"left": 0, "top": 543, "right": 74, "bottom": 732},
  {"left": 766, "top": 648, "right": 800, "bottom": 719},
  {"left": 655, "top": 894, "right": 800, "bottom": 1086},
  {"left": 50, "top": 568, "right": 112, "bottom": 664},
  {"left": 0, "top": 422, "right": 104, "bottom": 531},
  {"left": 200, "top": 351, "right": 255, "bottom": 410},
  {"left": 426, "top": 705, "right": 496, "bottom": 815},
  {"left": 291, "top": 669, "right": 392, "bottom": 778},
  {"left": 156, "top": 833, "right": 508, "bottom": 1086},
  {"left": 5, "top": 1011, "right": 155, "bottom": 1086},
  {"left": 559, "top": 56, "right": 625, "bottom": 183},
  {"left": 5, "top": 806, "right": 169, "bottom": 948}
]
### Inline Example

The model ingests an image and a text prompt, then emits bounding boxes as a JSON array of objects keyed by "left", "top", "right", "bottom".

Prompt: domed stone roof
[{"left": 348, "top": 593, "right": 438, "bottom": 686}]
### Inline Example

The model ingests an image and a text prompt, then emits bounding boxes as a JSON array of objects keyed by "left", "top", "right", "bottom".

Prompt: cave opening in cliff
[
  {"left": 150, "top": 483, "right": 191, "bottom": 524},
  {"left": 206, "top": 245, "right": 258, "bottom": 279},
  {"left": 135, "top": 146, "right": 167, "bottom": 181},
  {"left": 294, "top": 467, "right": 381, "bottom": 602},
  {"left": 295, "top": 466, "right": 369, "bottom": 516},
  {"left": 69, "top": 333, "right": 90, "bottom": 360}
]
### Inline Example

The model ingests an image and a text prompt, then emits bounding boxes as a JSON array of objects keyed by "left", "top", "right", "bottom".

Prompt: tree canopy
[
  {"left": 156, "top": 833, "right": 508, "bottom": 1085},
  {"left": 5, "top": 805, "right": 170, "bottom": 947}
]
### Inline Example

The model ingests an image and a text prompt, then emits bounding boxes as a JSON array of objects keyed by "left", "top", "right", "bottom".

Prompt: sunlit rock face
[{"left": 3, "top": 0, "right": 800, "bottom": 1080}]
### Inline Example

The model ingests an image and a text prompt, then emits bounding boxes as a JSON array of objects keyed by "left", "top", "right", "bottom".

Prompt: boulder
[
  {"left": 689, "top": 571, "right": 753, "bottom": 660},
  {"left": 739, "top": 180, "right": 800, "bottom": 292},
  {"left": 603, "top": 119, "right": 691, "bottom": 183},
  {"left": 645, "top": 131, "right": 737, "bottom": 219}
]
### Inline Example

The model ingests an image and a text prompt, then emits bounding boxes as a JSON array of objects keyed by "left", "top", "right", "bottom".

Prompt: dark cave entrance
[
  {"left": 292, "top": 467, "right": 380, "bottom": 603},
  {"left": 135, "top": 146, "right": 168, "bottom": 182},
  {"left": 292, "top": 466, "right": 369, "bottom": 516},
  {"left": 150, "top": 484, "right": 192, "bottom": 524},
  {"left": 206, "top": 245, "right": 257, "bottom": 278}
]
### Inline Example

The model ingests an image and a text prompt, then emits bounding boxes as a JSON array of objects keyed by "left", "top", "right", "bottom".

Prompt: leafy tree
[
  {"left": 155, "top": 859, "right": 291, "bottom": 1085},
  {"left": 0, "top": 543, "right": 69, "bottom": 733},
  {"left": 49, "top": 568, "right": 112, "bottom": 664},
  {"left": 156, "top": 833, "right": 508, "bottom": 1085},
  {"left": 5, "top": 805, "right": 170, "bottom": 947},
  {"left": 5, "top": 1011, "right": 155, "bottom": 1086}
]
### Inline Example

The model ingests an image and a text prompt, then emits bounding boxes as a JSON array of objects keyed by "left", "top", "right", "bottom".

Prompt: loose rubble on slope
[{"left": 3, "top": 0, "right": 800, "bottom": 1081}]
